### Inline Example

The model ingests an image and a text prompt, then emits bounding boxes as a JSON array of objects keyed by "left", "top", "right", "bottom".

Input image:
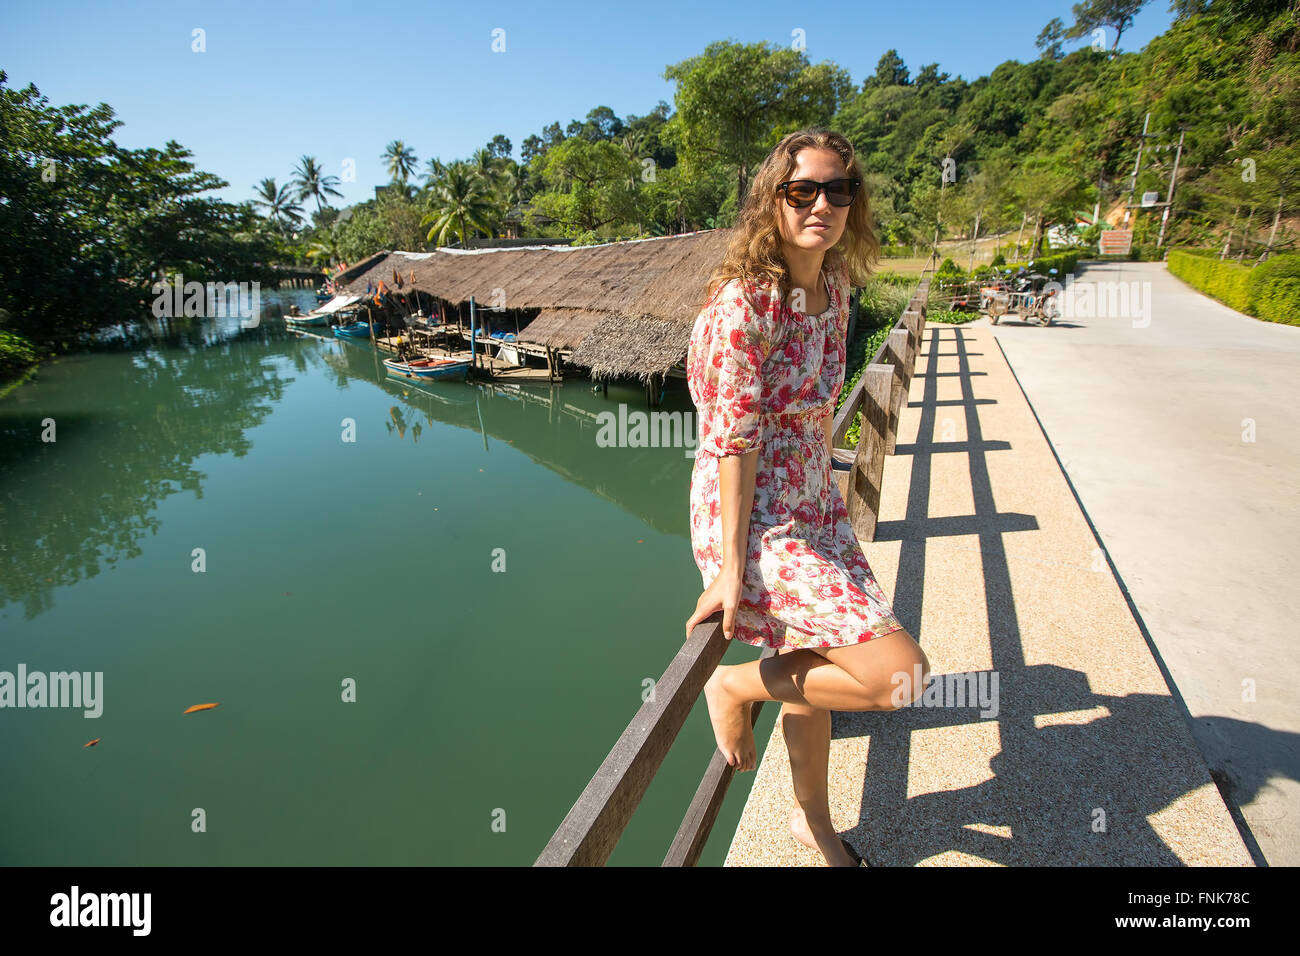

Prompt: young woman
[{"left": 683, "top": 128, "right": 932, "bottom": 868}]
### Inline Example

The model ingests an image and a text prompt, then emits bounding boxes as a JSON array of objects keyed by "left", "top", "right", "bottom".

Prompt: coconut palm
[
  {"left": 422, "top": 156, "right": 448, "bottom": 190},
  {"left": 306, "top": 226, "right": 342, "bottom": 264},
  {"left": 383, "top": 140, "right": 418, "bottom": 187},
  {"left": 290, "top": 155, "right": 343, "bottom": 212},
  {"left": 421, "top": 163, "right": 497, "bottom": 246},
  {"left": 251, "top": 177, "right": 304, "bottom": 228},
  {"left": 468, "top": 147, "right": 504, "bottom": 195}
]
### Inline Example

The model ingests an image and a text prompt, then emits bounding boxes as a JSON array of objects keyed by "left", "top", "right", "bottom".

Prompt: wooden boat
[
  {"left": 333, "top": 321, "right": 374, "bottom": 339},
  {"left": 383, "top": 356, "right": 470, "bottom": 381},
  {"left": 284, "top": 311, "right": 329, "bottom": 326}
]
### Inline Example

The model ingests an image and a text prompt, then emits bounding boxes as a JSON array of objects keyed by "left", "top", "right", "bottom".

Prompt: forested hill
[{"left": 837, "top": 0, "right": 1297, "bottom": 253}]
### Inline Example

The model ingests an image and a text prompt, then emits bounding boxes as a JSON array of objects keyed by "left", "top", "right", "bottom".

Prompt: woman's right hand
[{"left": 685, "top": 567, "right": 744, "bottom": 642}]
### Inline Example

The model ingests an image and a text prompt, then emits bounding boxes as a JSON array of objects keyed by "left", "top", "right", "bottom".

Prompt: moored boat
[
  {"left": 333, "top": 321, "right": 374, "bottom": 339},
  {"left": 382, "top": 356, "right": 470, "bottom": 381},
  {"left": 284, "top": 311, "right": 329, "bottom": 326}
]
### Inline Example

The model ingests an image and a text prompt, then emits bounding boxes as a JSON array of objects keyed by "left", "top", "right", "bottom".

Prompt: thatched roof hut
[{"left": 339, "top": 229, "right": 734, "bottom": 384}]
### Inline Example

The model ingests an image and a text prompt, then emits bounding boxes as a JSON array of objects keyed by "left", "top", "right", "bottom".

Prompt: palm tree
[
  {"left": 290, "top": 155, "right": 343, "bottom": 213},
  {"left": 251, "top": 177, "right": 304, "bottom": 228},
  {"left": 422, "top": 156, "right": 448, "bottom": 189},
  {"left": 306, "top": 226, "right": 342, "bottom": 265},
  {"left": 421, "top": 164, "right": 497, "bottom": 246},
  {"left": 383, "top": 140, "right": 418, "bottom": 187},
  {"left": 617, "top": 130, "right": 650, "bottom": 232},
  {"left": 468, "top": 147, "right": 504, "bottom": 195}
]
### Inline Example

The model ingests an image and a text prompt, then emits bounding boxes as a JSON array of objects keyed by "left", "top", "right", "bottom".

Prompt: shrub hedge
[
  {"left": 0, "top": 330, "right": 39, "bottom": 383},
  {"left": 1167, "top": 249, "right": 1300, "bottom": 325}
]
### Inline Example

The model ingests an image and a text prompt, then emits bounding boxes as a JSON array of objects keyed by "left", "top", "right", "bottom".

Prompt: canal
[{"left": 0, "top": 291, "right": 779, "bottom": 866}]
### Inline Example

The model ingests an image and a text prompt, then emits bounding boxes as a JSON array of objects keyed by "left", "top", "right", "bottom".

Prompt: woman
[{"left": 683, "top": 128, "right": 932, "bottom": 868}]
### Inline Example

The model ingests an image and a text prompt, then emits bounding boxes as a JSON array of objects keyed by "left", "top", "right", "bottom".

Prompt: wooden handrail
[
  {"left": 536, "top": 269, "right": 930, "bottom": 866},
  {"left": 534, "top": 617, "right": 779, "bottom": 866}
]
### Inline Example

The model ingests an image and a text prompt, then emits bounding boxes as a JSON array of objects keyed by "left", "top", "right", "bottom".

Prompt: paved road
[{"left": 986, "top": 259, "right": 1299, "bottom": 866}]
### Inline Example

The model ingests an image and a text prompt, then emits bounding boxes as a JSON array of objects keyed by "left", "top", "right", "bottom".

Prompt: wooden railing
[
  {"left": 534, "top": 269, "right": 931, "bottom": 867},
  {"left": 830, "top": 270, "right": 931, "bottom": 542}
]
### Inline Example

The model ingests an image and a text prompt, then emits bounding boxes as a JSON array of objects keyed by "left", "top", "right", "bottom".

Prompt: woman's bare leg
[
  {"left": 774, "top": 646, "right": 857, "bottom": 867},
  {"left": 703, "top": 628, "right": 930, "bottom": 864},
  {"left": 705, "top": 629, "right": 929, "bottom": 758}
]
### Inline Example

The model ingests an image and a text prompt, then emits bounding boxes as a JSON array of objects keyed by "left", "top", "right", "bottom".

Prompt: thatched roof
[
  {"left": 520, "top": 308, "right": 605, "bottom": 350},
  {"left": 340, "top": 229, "right": 734, "bottom": 383}
]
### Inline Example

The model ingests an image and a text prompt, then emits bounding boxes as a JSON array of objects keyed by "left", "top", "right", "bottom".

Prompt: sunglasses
[{"left": 777, "top": 178, "right": 861, "bottom": 208}]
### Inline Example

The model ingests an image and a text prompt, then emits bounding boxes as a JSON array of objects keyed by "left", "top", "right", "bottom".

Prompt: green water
[{"left": 0, "top": 292, "right": 777, "bottom": 866}]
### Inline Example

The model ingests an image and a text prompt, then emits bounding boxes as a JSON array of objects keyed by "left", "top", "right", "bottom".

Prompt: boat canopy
[{"left": 313, "top": 294, "right": 364, "bottom": 315}]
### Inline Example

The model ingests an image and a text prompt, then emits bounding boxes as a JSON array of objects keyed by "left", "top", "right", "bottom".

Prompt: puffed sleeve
[{"left": 688, "top": 279, "right": 779, "bottom": 458}]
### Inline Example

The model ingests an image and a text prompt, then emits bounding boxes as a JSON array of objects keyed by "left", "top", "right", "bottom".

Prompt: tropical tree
[
  {"left": 528, "top": 137, "right": 641, "bottom": 236},
  {"left": 0, "top": 70, "right": 280, "bottom": 347},
  {"left": 421, "top": 163, "right": 496, "bottom": 246},
  {"left": 421, "top": 156, "right": 448, "bottom": 189},
  {"left": 250, "top": 177, "right": 304, "bottom": 229},
  {"left": 1012, "top": 153, "right": 1092, "bottom": 257},
  {"left": 290, "top": 155, "right": 342, "bottom": 212},
  {"left": 663, "top": 40, "right": 852, "bottom": 203},
  {"left": 382, "top": 140, "right": 418, "bottom": 186},
  {"left": 1056, "top": 0, "right": 1152, "bottom": 53}
]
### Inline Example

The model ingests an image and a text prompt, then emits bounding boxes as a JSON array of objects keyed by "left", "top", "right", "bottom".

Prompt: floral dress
[{"left": 687, "top": 252, "right": 905, "bottom": 650}]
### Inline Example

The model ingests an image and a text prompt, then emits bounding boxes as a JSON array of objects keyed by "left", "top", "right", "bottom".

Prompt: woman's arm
[
  {"left": 717, "top": 448, "right": 759, "bottom": 582},
  {"left": 824, "top": 407, "right": 835, "bottom": 459}
]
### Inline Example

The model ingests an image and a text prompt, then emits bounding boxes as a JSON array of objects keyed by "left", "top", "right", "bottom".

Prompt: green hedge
[
  {"left": 1168, "top": 249, "right": 1300, "bottom": 325},
  {"left": 997, "top": 250, "right": 1081, "bottom": 278},
  {"left": 1247, "top": 254, "right": 1300, "bottom": 325},
  {"left": 1167, "top": 249, "right": 1255, "bottom": 314}
]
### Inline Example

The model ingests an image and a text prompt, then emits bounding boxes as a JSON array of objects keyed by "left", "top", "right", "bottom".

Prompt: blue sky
[{"left": 0, "top": 0, "right": 1176, "bottom": 210}]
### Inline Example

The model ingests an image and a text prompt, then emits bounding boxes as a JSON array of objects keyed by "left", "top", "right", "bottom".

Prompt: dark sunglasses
[{"left": 777, "top": 178, "right": 861, "bottom": 208}]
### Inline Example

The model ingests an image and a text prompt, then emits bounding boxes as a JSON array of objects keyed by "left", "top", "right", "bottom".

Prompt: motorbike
[{"left": 984, "top": 263, "right": 1060, "bottom": 326}]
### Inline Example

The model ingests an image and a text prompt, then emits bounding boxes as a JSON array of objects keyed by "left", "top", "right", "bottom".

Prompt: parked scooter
[{"left": 986, "top": 262, "right": 1060, "bottom": 326}]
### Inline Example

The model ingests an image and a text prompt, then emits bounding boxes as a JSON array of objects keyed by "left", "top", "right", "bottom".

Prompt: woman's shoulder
[{"left": 701, "top": 275, "right": 780, "bottom": 321}]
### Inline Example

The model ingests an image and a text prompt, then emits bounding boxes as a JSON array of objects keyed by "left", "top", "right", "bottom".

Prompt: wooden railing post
[
  {"left": 845, "top": 364, "right": 894, "bottom": 542},
  {"left": 882, "top": 328, "right": 909, "bottom": 455}
]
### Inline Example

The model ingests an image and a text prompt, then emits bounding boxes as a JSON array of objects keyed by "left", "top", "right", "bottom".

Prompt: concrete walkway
[
  {"left": 976, "top": 261, "right": 1297, "bottom": 865},
  {"left": 724, "top": 279, "right": 1258, "bottom": 866}
]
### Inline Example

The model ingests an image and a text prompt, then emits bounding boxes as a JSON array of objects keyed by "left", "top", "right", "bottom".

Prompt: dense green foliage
[
  {"left": 0, "top": 71, "right": 285, "bottom": 362},
  {"left": 0, "top": 328, "right": 38, "bottom": 385},
  {"left": 1169, "top": 247, "right": 1300, "bottom": 322},
  {"left": 263, "top": 0, "right": 1299, "bottom": 269},
  {"left": 1247, "top": 253, "right": 1300, "bottom": 322},
  {"left": 1168, "top": 248, "right": 1256, "bottom": 310},
  {"left": 837, "top": 279, "right": 916, "bottom": 447},
  {"left": 3, "top": 0, "right": 1297, "bottom": 385}
]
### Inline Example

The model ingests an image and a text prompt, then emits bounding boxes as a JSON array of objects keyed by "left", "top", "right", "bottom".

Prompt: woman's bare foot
[
  {"left": 789, "top": 808, "right": 860, "bottom": 866},
  {"left": 703, "top": 666, "right": 756, "bottom": 771}
]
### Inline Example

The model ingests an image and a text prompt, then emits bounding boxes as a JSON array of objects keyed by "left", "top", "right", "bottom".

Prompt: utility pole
[
  {"left": 931, "top": 155, "right": 953, "bottom": 265},
  {"left": 1123, "top": 111, "right": 1151, "bottom": 227},
  {"left": 1156, "top": 128, "right": 1186, "bottom": 249}
]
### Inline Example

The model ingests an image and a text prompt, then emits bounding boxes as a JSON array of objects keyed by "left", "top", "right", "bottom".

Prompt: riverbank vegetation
[{"left": 2, "top": 0, "right": 1296, "bottom": 387}]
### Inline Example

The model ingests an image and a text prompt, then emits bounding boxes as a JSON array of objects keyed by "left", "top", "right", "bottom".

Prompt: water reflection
[{"left": 0, "top": 292, "right": 696, "bottom": 620}]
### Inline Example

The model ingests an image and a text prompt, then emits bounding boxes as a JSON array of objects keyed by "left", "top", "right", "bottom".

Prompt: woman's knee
[{"left": 829, "top": 629, "right": 929, "bottom": 710}]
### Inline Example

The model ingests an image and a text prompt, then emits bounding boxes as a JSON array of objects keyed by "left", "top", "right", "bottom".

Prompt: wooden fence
[{"left": 534, "top": 269, "right": 932, "bottom": 866}]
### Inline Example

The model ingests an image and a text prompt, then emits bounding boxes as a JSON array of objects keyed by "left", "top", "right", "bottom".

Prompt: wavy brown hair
[{"left": 702, "top": 127, "right": 880, "bottom": 309}]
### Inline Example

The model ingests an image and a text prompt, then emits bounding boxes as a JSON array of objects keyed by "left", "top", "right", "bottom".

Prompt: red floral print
[{"left": 687, "top": 253, "right": 905, "bottom": 649}]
